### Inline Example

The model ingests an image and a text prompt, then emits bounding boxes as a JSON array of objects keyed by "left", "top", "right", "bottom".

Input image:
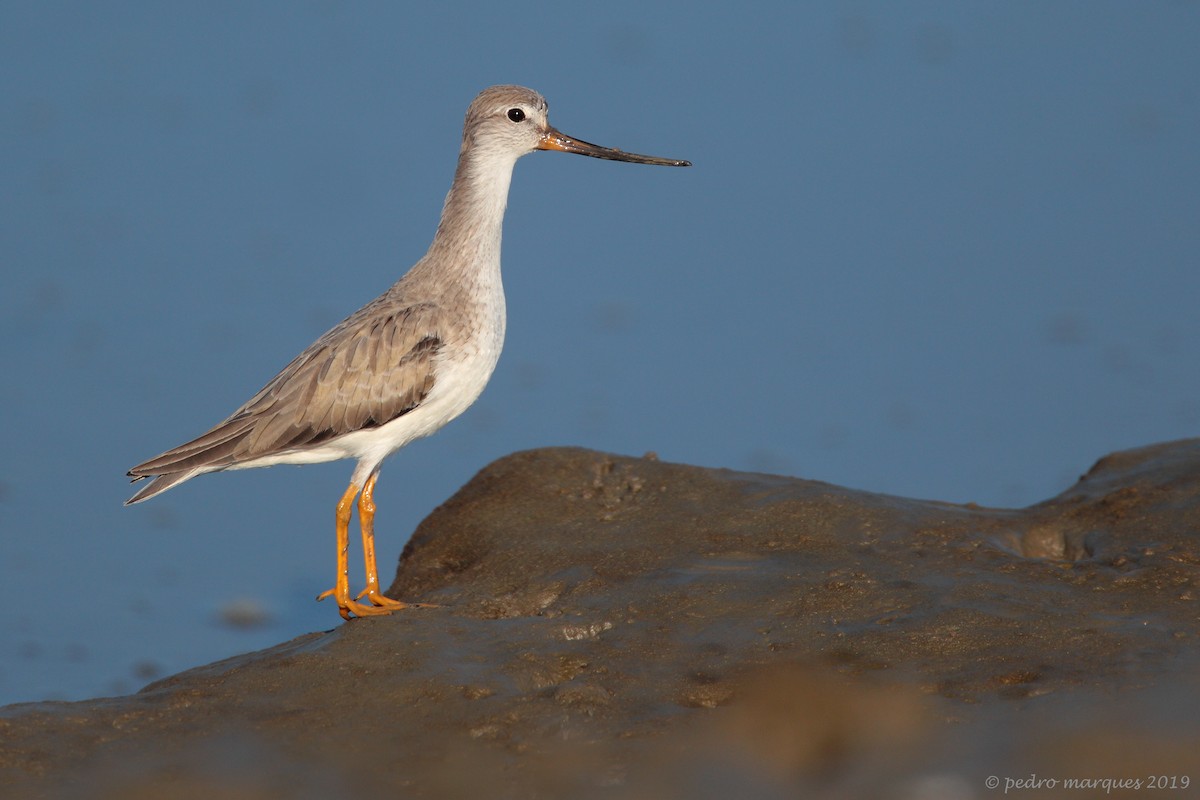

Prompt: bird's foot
[
  {"left": 315, "top": 587, "right": 396, "bottom": 620},
  {"left": 353, "top": 588, "right": 440, "bottom": 610}
]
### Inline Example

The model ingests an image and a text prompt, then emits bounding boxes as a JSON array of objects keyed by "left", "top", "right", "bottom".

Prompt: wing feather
[{"left": 128, "top": 299, "right": 447, "bottom": 480}]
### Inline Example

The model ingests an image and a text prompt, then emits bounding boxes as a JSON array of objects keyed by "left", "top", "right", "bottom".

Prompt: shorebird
[{"left": 126, "top": 85, "right": 689, "bottom": 619}]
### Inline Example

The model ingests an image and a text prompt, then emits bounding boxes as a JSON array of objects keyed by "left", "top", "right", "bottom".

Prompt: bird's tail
[
  {"left": 124, "top": 415, "right": 258, "bottom": 506},
  {"left": 124, "top": 470, "right": 199, "bottom": 505}
]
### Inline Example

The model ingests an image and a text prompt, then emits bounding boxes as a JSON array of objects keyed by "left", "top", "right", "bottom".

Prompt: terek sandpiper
[{"left": 126, "top": 85, "right": 689, "bottom": 619}]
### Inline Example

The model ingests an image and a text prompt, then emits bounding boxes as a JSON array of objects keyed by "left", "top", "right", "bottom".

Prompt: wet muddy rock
[{"left": 2, "top": 443, "right": 1199, "bottom": 797}]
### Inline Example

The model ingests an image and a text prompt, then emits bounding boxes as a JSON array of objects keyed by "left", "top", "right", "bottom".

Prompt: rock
[{"left": 2, "top": 443, "right": 1198, "bottom": 797}]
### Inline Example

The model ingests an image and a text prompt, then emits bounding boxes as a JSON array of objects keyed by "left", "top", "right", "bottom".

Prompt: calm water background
[{"left": 2, "top": 2, "right": 1197, "bottom": 704}]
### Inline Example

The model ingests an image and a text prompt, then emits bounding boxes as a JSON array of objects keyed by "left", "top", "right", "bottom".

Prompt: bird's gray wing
[{"left": 128, "top": 300, "right": 446, "bottom": 479}]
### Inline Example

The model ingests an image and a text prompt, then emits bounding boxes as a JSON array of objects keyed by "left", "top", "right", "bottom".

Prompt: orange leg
[
  {"left": 354, "top": 472, "right": 409, "bottom": 610},
  {"left": 316, "top": 482, "right": 392, "bottom": 620}
]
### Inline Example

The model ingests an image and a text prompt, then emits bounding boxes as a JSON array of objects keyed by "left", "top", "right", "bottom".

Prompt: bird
[{"left": 125, "top": 85, "right": 690, "bottom": 620}]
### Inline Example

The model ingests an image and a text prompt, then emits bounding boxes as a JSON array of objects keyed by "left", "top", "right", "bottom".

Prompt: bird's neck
[{"left": 422, "top": 144, "right": 520, "bottom": 280}]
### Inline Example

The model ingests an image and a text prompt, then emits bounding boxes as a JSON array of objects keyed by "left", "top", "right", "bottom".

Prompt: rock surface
[{"left": 2, "top": 443, "right": 1199, "bottom": 798}]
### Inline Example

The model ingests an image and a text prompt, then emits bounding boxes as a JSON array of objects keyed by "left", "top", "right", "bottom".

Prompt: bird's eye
[{"left": 506, "top": 108, "right": 526, "bottom": 123}]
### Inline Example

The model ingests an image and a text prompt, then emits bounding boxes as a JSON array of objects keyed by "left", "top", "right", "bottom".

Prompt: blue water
[{"left": 2, "top": 2, "right": 1197, "bottom": 705}]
